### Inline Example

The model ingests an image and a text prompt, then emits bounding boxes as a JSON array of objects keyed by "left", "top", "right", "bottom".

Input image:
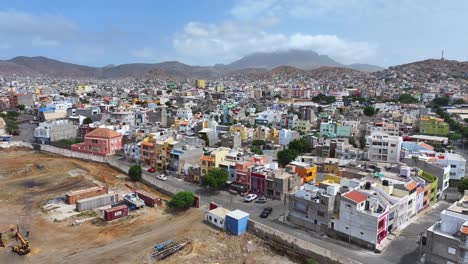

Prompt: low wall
[
  {"left": 247, "top": 220, "right": 361, "bottom": 264},
  {"left": 0, "top": 141, "right": 33, "bottom": 149},
  {"left": 17, "top": 143, "right": 183, "bottom": 197}
]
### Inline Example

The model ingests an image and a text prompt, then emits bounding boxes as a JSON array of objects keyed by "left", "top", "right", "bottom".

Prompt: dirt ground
[{"left": 0, "top": 150, "right": 297, "bottom": 264}]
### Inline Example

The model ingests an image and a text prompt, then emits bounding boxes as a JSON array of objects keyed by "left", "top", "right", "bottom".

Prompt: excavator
[{"left": 0, "top": 224, "right": 31, "bottom": 255}]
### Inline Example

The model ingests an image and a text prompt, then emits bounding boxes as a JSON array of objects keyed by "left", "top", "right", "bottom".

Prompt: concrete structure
[
  {"left": 226, "top": 210, "right": 249, "bottom": 236},
  {"left": 367, "top": 132, "right": 402, "bottom": 163},
  {"left": 34, "top": 119, "right": 76, "bottom": 144},
  {"left": 419, "top": 116, "right": 449, "bottom": 136},
  {"left": 71, "top": 128, "right": 123, "bottom": 156},
  {"left": 279, "top": 129, "right": 300, "bottom": 146},
  {"left": 435, "top": 153, "right": 467, "bottom": 180},
  {"left": 200, "top": 147, "right": 230, "bottom": 177},
  {"left": 206, "top": 207, "right": 230, "bottom": 229},
  {"left": 424, "top": 194, "right": 468, "bottom": 264}
]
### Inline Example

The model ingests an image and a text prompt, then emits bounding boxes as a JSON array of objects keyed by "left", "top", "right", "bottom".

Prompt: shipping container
[
  {"left": 135, "top": 189, "right": 162, "bottom": 207},
  {"left": 76, "top": 193, "right": 119, "bottom": 212},
  {"left": 65, "top": 186, "right": 108, "bottom": 204},
  {"left": 104, "top": 205, "right": 128, "bottom": 221},
  {"left": 226, "top": 210, "right": 249, "bottom": 236}
]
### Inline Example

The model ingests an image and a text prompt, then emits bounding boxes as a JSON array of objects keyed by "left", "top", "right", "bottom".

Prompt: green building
[{"left": 419, "top": 116, "right": 449, "bottom": 136}]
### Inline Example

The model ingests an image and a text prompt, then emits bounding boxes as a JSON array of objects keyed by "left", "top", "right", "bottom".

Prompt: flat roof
[
  {"left": 209, "top": 207, "right": 231, "bottom": 218},
  {"left": 226, "top": 209, "right": 249, "bottom": 220}
]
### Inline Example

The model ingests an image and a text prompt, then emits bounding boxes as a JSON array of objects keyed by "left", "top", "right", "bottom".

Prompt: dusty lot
[{"left": 0, "top": 150, "right": 296, "bottom": 264}]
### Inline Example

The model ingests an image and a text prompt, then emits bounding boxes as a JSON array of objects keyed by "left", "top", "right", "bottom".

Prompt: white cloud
[{"left": 173, "top": 21, "right": 376, "bottom": 65}]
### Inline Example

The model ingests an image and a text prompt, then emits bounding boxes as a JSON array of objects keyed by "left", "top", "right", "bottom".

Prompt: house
[
  {"left": 225, "top": 210, "right": 249, "bottom": 236},
  {"left": 289, "top": 161, "right": 318, "bottom": 183},
  {"left": 206, "top": 207, "right": 230, "bottom": 230},
  {"left": 71, "top": 128, "right": 123, "bottom": 156},
  {"left": 333, "top": 190, "right": 389, "bottom": 251},
  {"left": 424, "top": 194, "right": 468, "bottom": 264},
  {"left": 34, "top": 119, "right": 76, "bottom": 144},
  {"left": 200, "top": 147, "right": 230, "bottom": 177},
  {"left": 366, "top": 132, "right": 402, "bottom": 163},
  {"left": 419, "top": 116, "right": 449, "bottom": 136},
  {"left": 279, "top": 129, "right": 300, "bottom": 146}
]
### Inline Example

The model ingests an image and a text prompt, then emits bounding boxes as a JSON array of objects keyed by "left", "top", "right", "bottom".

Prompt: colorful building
[
  {"left": 195, "top": 80, "right": 206, "bottom": 89},
  {"left": 289, "top": 161, "right": 318, "bottom": 183},
  {"left": 71, "top": 128, "right": 123, "bottom": 156},
  {"left": 200, "top": 147, "right": 230, "bottom": 177},
  {"left": 419, "top": 116, "right": 449, "bottom": 136},
  {"left": 229, "top": 124, "right": 248, "bottom": 141}
]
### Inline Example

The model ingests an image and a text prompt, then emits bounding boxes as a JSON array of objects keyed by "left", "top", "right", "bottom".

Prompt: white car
[
  {"left": 244, "top": 194, "right": 258, "bottom": 202},
  {"left": 157, "top": 174, "right": 167, "bottom": 181}
]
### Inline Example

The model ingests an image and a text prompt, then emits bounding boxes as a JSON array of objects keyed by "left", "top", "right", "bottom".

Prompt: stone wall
[{"left": 247, "top": 220, "right": 362, "bottom": 264}]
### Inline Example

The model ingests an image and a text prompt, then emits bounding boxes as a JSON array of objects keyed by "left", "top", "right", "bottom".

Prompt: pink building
[
  {"left": 234, "top": 156, "right": 267, "bottom": 188},
  {"left": 71, "top": 128, "right": 123, "bottom": 156}
]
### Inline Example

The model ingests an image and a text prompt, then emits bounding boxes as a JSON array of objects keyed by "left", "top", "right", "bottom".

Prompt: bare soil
[{"left": 0, "top": 150, "right": 296, "bottom": 264}]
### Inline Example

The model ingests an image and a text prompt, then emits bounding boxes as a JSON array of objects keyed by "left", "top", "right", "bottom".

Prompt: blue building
[{"left": 225, "top": 210, "right": 249, "bottom": 236}]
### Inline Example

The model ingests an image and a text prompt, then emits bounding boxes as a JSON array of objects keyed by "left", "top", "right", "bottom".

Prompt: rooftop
[{"left": 342, "top": 190, "right": 367, "bottom": 204}]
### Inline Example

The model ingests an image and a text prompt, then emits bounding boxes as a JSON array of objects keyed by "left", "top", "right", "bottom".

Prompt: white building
[
  {"left": 368, "top": 122, "right": 400, "bottom": 136},
  {"left": 435, "top": 153, "right": 466, "bottom": 180},
  {"left": 279, "top": 129, "right": 300, "bottom": 146},
  {"left": 367, "top": 132, "right": 402, "bottom": 163},
  {"left": 206, "top": 207, "right": 230, "bottom": 229},
  {"left": 34, "top": 119, "right": 76, "bottom": 144},
  {"left": 176, "top": 107, "right": 193, "bottom": 120},
  {"left": 46, "top": 101, "right": 73, "bottom": 110}
]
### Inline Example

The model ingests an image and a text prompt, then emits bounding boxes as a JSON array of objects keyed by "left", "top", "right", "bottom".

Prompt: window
[
  {"left": 448, "top": 247, "right": 456, "bottom": 255},
  {"left": 214, "top": 218, "right": 217, "bottom": 223},
  {"left": 451, "top": 165, "right": 457, "bottom": 168},
  {"left": 209, "top": 216, "right": 212, "bottom": 221},
  {"left": 314, "top": 220, "right": 318, "bottom": 225}
]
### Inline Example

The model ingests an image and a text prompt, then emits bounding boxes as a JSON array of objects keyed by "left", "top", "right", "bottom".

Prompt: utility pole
[{"left": 419, "top": 232, "right": 423, "bottom": 264}]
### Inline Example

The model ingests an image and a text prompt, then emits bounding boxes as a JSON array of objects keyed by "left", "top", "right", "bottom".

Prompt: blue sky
[{"left": 0, "top": 0, "right": 467, "bottom": 67}]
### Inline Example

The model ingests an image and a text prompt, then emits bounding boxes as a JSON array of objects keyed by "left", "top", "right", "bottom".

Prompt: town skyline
[{"left": 1, "top": 0, "right": 467, "bottom": 67}]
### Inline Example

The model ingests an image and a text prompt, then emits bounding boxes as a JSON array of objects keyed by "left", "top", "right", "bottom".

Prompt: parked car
[
  {"left": 255, "top": 196, "right": 267, "bottom": 203},
  {"left": 260, "top": 207, "right": 273, "bottom": 218},
  {"left": 156, "top": 174, "right": 167, "bottom": 181},
  {"left": 244, "top": 194, "right": 258, "bottom": 202},
  {"left": 147, "top": 167, "right": 156, "bottom": 173}
]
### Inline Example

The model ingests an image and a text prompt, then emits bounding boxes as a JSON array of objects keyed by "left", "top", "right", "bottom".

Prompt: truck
[{"left": 122, "top": 193, "right": 145, "bottom": 209}]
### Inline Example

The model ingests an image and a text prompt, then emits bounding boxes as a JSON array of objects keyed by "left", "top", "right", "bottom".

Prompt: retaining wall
[{"left": 247, "top": 220, "right": 362, "bottom": 264}]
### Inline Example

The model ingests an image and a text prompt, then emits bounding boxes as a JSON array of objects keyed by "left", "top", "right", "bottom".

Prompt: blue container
[{"left": 225, "top": 210, "right": 249, "bottom": 236}]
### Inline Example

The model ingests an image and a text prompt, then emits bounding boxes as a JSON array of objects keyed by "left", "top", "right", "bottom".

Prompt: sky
[{"left": 0, "top": 0, "right": 467, "bottom": 67}]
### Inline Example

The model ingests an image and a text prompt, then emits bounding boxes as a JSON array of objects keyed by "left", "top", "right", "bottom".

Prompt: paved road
[
  {"left": 143, "top": 167, "right": 450, "bottom": 264},
  {"left": 379, "top": 201, "right": 449, "bottom": 264}
]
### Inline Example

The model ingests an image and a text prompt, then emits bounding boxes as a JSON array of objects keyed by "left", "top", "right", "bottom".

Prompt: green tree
[
  {"left": 203, "top": 168, "right": 228, "bottom": 189},
  {"left": 6, "top": 111, "right": 19, "bottom": 119},
  {"left": 250, "top": 148, "right": 263, "bottom": 155},
  {"left": 289, "top": 138, "right": 310, "bottom": 153},
  {"left": 431, "top": 97, "right": 450, "bottom": 107},
  {"left": 4, "top": 118, "right": 19, "bottom": 135},
  {"left": 252, "top": 140, "right": 266, "bottom": 147},
  {"left": 277, "top": 149, "right": 298, "bottom": 167},
  {"left": 128, "top": 165, "right": 142, "bottom": 182},
  {"left": 398, "top": 94, "right": 418, "bottom": 104},
  {"left": 167, "top": 191, "right": 195, "bottom": 209},
  {"left": 359, "top": 135, "right": 366, "bottom": 149},
  {"left": 83, "top": 117, "right": 93, "bottom": 125},
  {"left": 349, "top": 136, "right": 356, "bottom": 147},
  {"left": 363, "top": 106, "right": 376, "bottom": 117},
  {"left": 199, "top": 133, "right": 209, "bottom": 146},
  {"left": 17, "top": 104, "right": 25, "bottom": 111},
  {"left": 165, "top": 101, "right": 172, "bottom": 107},
  {"left": 453, "top": 98, "right": 466, "bottom": 105},
  {"left": 458, "top": 178, "right": 468, "bottom": 194}
]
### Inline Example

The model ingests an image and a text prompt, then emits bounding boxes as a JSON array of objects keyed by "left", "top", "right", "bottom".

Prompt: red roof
[
  {"left": 342, "top": 191, "right": 367, "bottom": 204},
  {"left": 405, "top": 181, "right": 418, "bottom": 192},
  {"left": 86, "top": 128, "right": 122, "bottom": 138}
]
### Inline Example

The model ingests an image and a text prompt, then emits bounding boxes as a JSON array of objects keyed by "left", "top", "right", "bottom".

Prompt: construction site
[{"left": 0, "top": 149, "right": 295, "bottom": 264}]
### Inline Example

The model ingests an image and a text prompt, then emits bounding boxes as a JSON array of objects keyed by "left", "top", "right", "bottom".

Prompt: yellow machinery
[{"left": 0, "top": 225, "right": 30, "bottom": 255}]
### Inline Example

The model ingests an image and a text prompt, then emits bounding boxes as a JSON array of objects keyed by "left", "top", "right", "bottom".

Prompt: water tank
[{"left": 327, "top": 185, "right": 339, "bottom": 196}]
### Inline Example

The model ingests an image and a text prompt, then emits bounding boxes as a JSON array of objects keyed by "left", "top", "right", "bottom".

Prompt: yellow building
[
  {"left": 324, "top": 174, "right": 342, "bottom": 184},
  {"left": 195, "top": 80, "right": 206, "bottom": 89},
  {"left": 253, "top": 126, "right": 278, "bottom": 143},
  {"left": 154, "top": 137, "right": 175, "bottom": 171},
  {"left": 322, "top": 162, "right": 339, "bottom": 174},
  {"left": 200, "top": 147, "right": 230, "bottom": 177},
  {"left": 230, "top": 124, "right": 247, "bottom": 141}
]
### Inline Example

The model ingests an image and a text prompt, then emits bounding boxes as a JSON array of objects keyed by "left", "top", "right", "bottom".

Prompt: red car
[{"left": 147, "top": 167, "right": 156, "bottom": 173}]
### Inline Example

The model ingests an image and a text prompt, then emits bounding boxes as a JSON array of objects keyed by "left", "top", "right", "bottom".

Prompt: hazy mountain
[
  {"left": 347, "top": 63, "right": 384, "bottom": 72},
  {"left": 219, "top": 50, "right": 342, "bottom": 70},
  {"left": 7, "top": 56, "right": 100, "bottom": 78}
]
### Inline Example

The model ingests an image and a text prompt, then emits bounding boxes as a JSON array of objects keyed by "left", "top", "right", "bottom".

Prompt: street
[{"left": 156, "top": 169, "right": 450, "bottom": 264}]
